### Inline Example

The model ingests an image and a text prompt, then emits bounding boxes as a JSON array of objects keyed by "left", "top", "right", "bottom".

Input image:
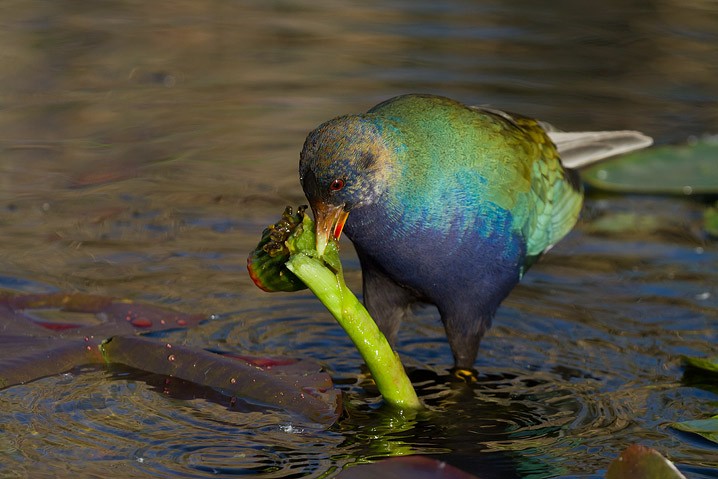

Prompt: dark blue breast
[{"left": 344, "top": 200, "right": 526, "bottom": 315}]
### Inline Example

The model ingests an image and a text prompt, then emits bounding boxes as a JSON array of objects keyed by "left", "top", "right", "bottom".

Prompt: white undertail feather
[{"left": 549, "top": 130, "right": 653, "bottom": 169}]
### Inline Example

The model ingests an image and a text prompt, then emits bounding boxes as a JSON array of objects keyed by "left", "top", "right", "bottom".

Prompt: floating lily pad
[
  {"left": 0, "top": 292, "right": 205, "bottom": 388},
  {"left": 585, "top": 212, "right": 664, "bottom": 236},
  {"left": 705, "top": 203, "right": 718, "bottom": 237},
  {"left": 670, "top": 416, "right": 718, "bottom": 445},
  {"left": 681, "top": 355, "right": 718, "bottom": 396},
  {"left": 0, "top": 335, "right": 103, "bottom": 388},
  {"left": 583, "top": 137, "right": 718, "bottom": 195},
  {"left": 606, "top": 444, "right": 686, "bottom": 479},
  {"left": 674, "top": 356, "right": 718, "bottom": 444},
  {"left": 682, "top": 355, "right": 718, "bottom": 374},
  {"left": 0, "top": 292, "right": 205, "bottom": 334},
  {"left": 101, "top": 336, "right": 341, "bottom": 425},
  {"left": 0, "top": 292, "right": 340, "bottom": 424}
]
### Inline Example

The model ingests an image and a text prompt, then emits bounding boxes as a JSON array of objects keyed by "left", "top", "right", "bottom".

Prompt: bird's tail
[{"left": 548, "top": 130, "right": 653, "bottom": 170}]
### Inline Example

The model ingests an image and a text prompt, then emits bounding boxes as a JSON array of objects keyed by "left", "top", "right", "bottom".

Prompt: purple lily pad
[
  {"left": 0, "top": 292, "right": 341, "bottom": 425},
  {"left": 102, "top": 336, "right": 341, "bottom": 425},
  {"left": 0, "top": 335, "right": 102, "bottom": 388},
  {"left": 1, "top": 292, "right": 205, "bottom": 335},
  {"left": 0, "top": 293, "right": 204, "bottom": 388}
]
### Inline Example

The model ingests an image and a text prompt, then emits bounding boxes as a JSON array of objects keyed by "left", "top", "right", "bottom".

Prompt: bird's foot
[{"left": 450, "top": 367, "right": 477, "bottom": 383}]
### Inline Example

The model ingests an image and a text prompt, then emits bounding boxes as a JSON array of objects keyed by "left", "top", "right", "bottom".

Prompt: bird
[{"left": 298, "top": 94, "right": 652, "bottom": 377}]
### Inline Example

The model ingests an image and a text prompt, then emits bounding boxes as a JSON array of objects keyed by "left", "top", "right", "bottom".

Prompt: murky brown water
[{"left": 0, "top": 1, "right": 716, "bottom": 477}]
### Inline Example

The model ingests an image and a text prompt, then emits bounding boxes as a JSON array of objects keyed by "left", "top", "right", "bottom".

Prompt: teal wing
[
  {"left": 473, "top": 107, "right": 584, "bottom": 269},
  {"left": 369, "top": 96, "right": 584, "bottom": 270}
]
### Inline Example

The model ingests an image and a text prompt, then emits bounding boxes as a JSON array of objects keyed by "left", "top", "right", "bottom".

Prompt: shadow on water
[{"left": 0, "top": 0, "right": 717, "bottom": 478}]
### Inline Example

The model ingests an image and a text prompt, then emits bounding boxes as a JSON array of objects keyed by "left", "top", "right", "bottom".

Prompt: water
[{"left": 0, "top": 1, "right": 717, "bottom": 477}]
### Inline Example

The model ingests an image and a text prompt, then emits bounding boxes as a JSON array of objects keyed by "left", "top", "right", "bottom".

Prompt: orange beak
[{"left": 313, "top": 203, "right": 349, "bottom": 257}]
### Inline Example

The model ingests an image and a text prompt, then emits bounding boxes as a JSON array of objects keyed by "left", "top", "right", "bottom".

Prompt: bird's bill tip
[{"left": 313, "top": 204, "right": 349, "bottom": 257}]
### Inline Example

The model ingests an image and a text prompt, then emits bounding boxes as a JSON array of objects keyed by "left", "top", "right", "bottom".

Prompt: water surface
[{"left": 0, "top": 1, "right": 716, "bottom": 478}]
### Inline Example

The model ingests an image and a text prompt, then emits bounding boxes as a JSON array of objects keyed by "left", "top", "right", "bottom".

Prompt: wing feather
[{"left": 549, "top": 130, "right": 653, "bottom": 169}]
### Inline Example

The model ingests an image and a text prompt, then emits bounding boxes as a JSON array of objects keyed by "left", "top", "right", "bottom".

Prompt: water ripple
[{"left": 0, "top": 368, "right": 342, "bottom": 478}]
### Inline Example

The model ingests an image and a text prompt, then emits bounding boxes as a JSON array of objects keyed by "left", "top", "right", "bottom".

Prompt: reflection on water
[
  {"left": 0, "top": 368, "right": 342, "bottom": 478},
  {"left": 0, "top": 1, "right": 717, "bottom": 478}
]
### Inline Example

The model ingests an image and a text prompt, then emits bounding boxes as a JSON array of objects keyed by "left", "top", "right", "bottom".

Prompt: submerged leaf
[
  {"left": 337, "top": 456, "right": 482, "bottom": 479},
  {"left": 606, "top": 444, "right": 686, "bottom": 479},
  {"left": 0, "top": 292, "right": 205, "bottom": 334},
  {"left": 670, "top": 416, "right": 718, "bottom": 445},
  {"left": 583, "top": 137, "right": 718, "bottom": 195}
]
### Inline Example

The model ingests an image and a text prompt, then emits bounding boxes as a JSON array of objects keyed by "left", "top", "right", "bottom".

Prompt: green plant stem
[{"left": 286, "top": 252, "right": 422, "bottom": 410}]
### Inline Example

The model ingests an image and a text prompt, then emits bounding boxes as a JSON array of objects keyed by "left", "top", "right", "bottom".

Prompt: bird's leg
[
  {"left": 441, "top": 306, "right": 492, "bottom": 380},
  {"left": 359, "top": 256, "right": 415, "bottom": 348}
]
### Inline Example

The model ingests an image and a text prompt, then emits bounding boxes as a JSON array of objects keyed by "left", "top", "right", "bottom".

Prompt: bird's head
[{"left": 299, "top": 115, "right": 392, "bottom": 257}]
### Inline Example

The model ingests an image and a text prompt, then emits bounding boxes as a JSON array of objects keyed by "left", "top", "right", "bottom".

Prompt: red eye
[{"left": 329, "top": 178, "right": 345, "bottom": 191}]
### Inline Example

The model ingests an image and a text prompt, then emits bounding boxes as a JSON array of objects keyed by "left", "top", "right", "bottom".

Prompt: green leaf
[
  {"left": 681, "top": 355, "right": 718, "bottom": 396},
  {"left": 583, "top": 137, "right": 718, "bottom": 195},
  {"left": 585, "top": 212, "right": 663, "bottom": 235},
  {"left": 681, "top": 355, "right": 718, "bottom": 374},
  {"left": 284, "top": 219, "right": 422, "bottom": 411},
  {"left": 286, "top": 252, "right": 422, "bottom": 410},
  {"left": 670, "top": 416, "right": 718, "bottom": 445},
  {"left": 249, "top": 206, "right": 422, "bottom": 411},
  {"left": 606, "top": 444, "right": 686, "bottom": 479},
  {"left": 705, "top": 202, "right": 718, "bottom": 237},
  {"left": 247, "top": 206, "right": 309, "bottom": 292}
]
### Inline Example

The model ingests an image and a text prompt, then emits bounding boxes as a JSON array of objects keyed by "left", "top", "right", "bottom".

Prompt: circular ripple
[
  {"left": 135, "top": 439, "right": 329, "bottom": 478},
  {"left": 0, "top": 368, "right": 341, "bottom": 478}
]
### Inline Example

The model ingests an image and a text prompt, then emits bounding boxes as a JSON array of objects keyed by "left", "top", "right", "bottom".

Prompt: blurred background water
[{"left": 0, "top": 1, "right": 716, "bottom": 477}]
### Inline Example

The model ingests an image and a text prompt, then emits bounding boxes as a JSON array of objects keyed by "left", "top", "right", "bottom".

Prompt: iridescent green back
[{"left": 366, "top": 95, "right": 583, "bottom": 269}]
